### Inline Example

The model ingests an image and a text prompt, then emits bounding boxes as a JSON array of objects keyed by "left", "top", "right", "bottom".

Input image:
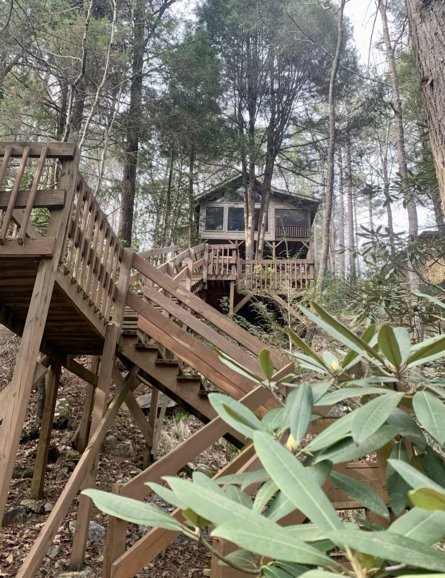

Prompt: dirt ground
[{"left": 0, "top": 326, "right": 232, "bottom": 577}]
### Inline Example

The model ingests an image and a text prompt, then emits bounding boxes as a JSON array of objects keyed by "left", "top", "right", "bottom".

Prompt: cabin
[{"left": 195, "top": 175, "right": 319, "bottom": 312}]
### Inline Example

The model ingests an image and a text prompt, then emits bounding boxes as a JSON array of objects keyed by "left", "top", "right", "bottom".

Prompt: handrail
[{"left": 239, "top": 258, "right": 314, "bottom": 292}]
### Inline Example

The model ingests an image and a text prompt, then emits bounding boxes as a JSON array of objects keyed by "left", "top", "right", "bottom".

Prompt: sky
[{"left": 345, "top": 0, "right": 383, "bottom": 65}]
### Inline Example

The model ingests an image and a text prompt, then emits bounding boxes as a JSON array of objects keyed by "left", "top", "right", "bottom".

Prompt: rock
[
  {"left": 69, "top": 520, "right": 106, "bottom": 542},
  {"left": 64, "top": 448, "right": 81, "bottom": 464},
  {"left": 2, "top": 506, "right": 27, "bottom": 526},
  {"left": 44, "top": 502, "right": 54, "bottom": 513},
  {"left": 53, "top": 397, "right": 71, "bottom": 429},
  {"left": 20, "top": 499, "right": 45, "bottom": 514},
  {"left": 56, "top": 467, "right": 69, "bottom": 480},
  {"left": 58, "top": 569, "right": 94, "bottom": 578},
  {"left": 46, "top": 545, "right": 61, "bottom": 559},
  {"left": 136, "top": 393, "right": 152, "bottom": 410},
  {"left": 103, "top": 436, "right": 135, "bottom": 458}
]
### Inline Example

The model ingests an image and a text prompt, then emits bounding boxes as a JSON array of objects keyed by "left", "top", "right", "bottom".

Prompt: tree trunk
[
  {"left": 405, "top": 0, "right": 445, "bottom": 213},
  {"left": 119, "top": 0, "right": 145, "bottom": 246},
  {"left": 188, "top": 147, "right": 196, "bottom": 247},
  {"left": 338, "top": 152, "right": 346, "bottom": 279},
  {"left": 316, "top": 0, "right": 346, "bottom": 294},
  {"left": 380, "top": 0, "right": 418, "bottom": 239},
  {"left": 347, "top": 138, "right": 356, "bottom": 283}
]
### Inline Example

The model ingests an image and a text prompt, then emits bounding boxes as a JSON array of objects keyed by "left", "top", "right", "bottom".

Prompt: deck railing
[
  {"left": 238, "top": 259, "right": 314, "bottom": 292},
  {"left": 206, "top": 243, "right": 238, "bottom": 278},
  {"left": 0, "top": 142, "right": 124, "bottom": 323},
  {"left": 276, "top": 224, "right": 310, "bottom": 238}
]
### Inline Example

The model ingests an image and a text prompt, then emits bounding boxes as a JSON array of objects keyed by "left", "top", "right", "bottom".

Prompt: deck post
[
  {"left": 0, "top": 152, "right": 79, "bottom": 524},
  {"left": 69, "top": 248, "right": 133, "bottom": 570},
  {"left": 30, "top": 362, "right": 62, "bottom": 500},
  {"left": 72, "top": 357, "right": 100, "bottom": 452}
]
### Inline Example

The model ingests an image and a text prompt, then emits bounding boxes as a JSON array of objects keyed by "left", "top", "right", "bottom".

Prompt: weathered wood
[
  {"left": 29, "top": 363, "right": 61, "bottom": 500},
  {"left": 0, "top": 188, "right": 65, "bottom": 210},
  {"left": 16, "top": 367, "right": 139, "bottom": 578},
  {"left": 72, "top": 357, "right": 99, "bottom": 453},
  {"left": 0, "top": 238, "right": 55, "bottom": 257},
  {"left": 0, "top": 152, "right": 80, "bottom": 524},
  {"left": 18, "top": 147, "right": 48, "bottom": 243},
  {"left": 0, "top": 142, "right": 76, "bottom": 159},
  {"left": 132, "top": 253, "right": 287, "bottom": 368},
  {"left": 0, "top": 146, "right": 30, "bottom": 243}
]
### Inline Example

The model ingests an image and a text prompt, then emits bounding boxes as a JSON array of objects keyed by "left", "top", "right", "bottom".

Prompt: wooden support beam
[
  {"left": 229, "top": 281, "right": 235, "bottom": 314},
  {"left": 0, "top": 152, "right": 79, "bottom": 524},
  {"left": 16, "top": 367, "right": 139, "bottom": 578},
  {"left": 72, "top": 357, "right": 99, "bottom": 453},
  {"left": 29, "top": 363, "right": 61, "bottom": 500},
  {"left": 0, "top": 189, "right": 65, "bottom": 210},
  {"left": 0, "top": 142, "right": 76, "bottom": 159},
  {"left": 233, "top": 292, "right": 253, "bottom": 315},
  {"left": 70, "top": 248, "right": 133, "bottom": 570}
]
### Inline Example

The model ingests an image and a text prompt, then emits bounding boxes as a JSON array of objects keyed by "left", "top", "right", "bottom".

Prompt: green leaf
[
  {"left": 263, "top": 566, "right": 294, "bottom": 578},
  {"left": 386, "top": 408, "right": 426, "bottom": 448},
  {"left": 300, "top": 303, "right": 384, "bottom": 365},
  {"left": 387, "top": 459, "right": 444, "bottom": 492},
  {"left": 413, "top": 291, "right": 445, "bottom": 310},
  {"left": 289, "top": 383, "right": 313, "bottom": 445},
  {"left": 341, "top": 325, "right": 377, "bottom": 370},
  {"left": 262, "top": 408, "right": 287, "bottom": 433},
  {"left": 82, "top": 489, "right": 185, "bottom": 531},
  {"left": 390, "top": 507, "right": 445, "bottom": 545},
  {"left": 299, "top": 572, "right": 346, "bottom": 578},
  {"left": 221, "top": 549, "right": 258, "bottom": 570},
  {"left": 218, "top": 468, "right": 269, "bottom": 490},
  {"left": 217, "top": 350, "right": 261, "bottom": 382},
  {"left": 378, "top": 325, "right": 403, "bottom": 368},
  {"left": 313, "top": 425, "right": 399, "bottom": 465},
  {"left": 406, "top": 334, "right": 445, "bottom": 368},
  {"left": 393, "top": 327, "right": 412, "bottom": 362},
  {"left": 330, "top": 471, "right": 389, "bottom": 519},
  {"left": 413, "top": 391, "right": 445, "bottom": 445},
  {"left": 305, "top": 411, "right": 356, "bottom": 453},
  {"left": 274, "top": 561, "right": 309, "bottom": 577},
  {"left": 418, "top": 446, "right": 445, "bottom": 487},
  {"left": 329, "top": 529, "right": 445, "bottom": 572},
  {"left": 146, "top": 482, "right": 187, "bottom": 510},
  {"left": 317, "top": 387, "right": 385, "bottom": 406},
  {"left": 409, "top": 487, "right": 445, "bottom": 511},
  {"left": 351, "top": 392, "right": 403, "bottom": 444},
  {"left": 387, "top": 443, "right": 410, "bottom": 515},
  {"left": 253, "top": 480, "right": 278, "bottom": 514},
  {"left": 224, "top": 484, "right": 253, "bottom": 508},
  {"left": 253, "top": 431, "right": 343, "bottom": 531},
  {"left": 209, "top": 393, "right": 264, "bottom": 439},
  {"left": 287, "top": 328, "right": 329, "bottom": 371},
  {"left": 293, "top": 353, "right": 330, "bottom": 375},
  {"left": 259, "top": 348, "right": 274, "bottom": 381},
  {"left": 212, "top": 520, "right": 334, "bottom": 568}
]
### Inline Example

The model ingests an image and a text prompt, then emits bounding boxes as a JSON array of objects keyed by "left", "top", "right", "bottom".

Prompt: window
[
  {"left": 205, "top": 206, "right": 224, "bottom": 230},
  {"left": 275, "top": 209, "right": 307, "bottom": 226},
  {"left": 228, "top": 207, "right": 244, "bottom": 231}
]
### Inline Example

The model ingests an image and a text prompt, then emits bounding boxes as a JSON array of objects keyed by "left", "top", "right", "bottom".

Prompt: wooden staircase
[{"left": 0, "top": 143, "right": 293, "bottom": 577}]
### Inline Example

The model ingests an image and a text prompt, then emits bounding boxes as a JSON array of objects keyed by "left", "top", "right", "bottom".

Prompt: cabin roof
[{"left": 196, "top": 174, "right": 320, "bottom": 213}]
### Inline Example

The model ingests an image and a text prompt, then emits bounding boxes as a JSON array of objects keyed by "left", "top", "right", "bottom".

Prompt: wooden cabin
[{"left": 195, "top": 175, "right": 319, "bottom": 312}]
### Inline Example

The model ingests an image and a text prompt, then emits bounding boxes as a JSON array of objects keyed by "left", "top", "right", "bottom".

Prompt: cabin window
[
  {"left": 228, "top": 207, "right": 244, "bottom": 231},
  {"left": 205, "top": 206, "right": 224, "bottom": 230},
  {"left": 275, "top": 209, "right": 308, "bottom": 226}
]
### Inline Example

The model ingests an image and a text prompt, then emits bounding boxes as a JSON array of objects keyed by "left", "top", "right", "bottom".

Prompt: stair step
[
  {"left": 155, "top": 358, "right": 179, "bottom": 367},
  {"left": 135, "top": 342, "right": 159, "bottom": 351},
  {"left": 176, "top": 374, "right": 202, "bottom": 383}
]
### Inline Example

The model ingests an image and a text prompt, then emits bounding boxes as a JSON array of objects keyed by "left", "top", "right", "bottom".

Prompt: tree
[{"left": 405, "top": 0, "right": 445, "bottom": 214}]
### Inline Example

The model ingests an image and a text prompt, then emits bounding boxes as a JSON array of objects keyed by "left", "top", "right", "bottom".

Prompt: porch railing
[
  {"left": 276, "top": 224, "right": 310, "bottom": 238},
  {"left": 238, "top": 259, "right": 314, "bottom": 292}
]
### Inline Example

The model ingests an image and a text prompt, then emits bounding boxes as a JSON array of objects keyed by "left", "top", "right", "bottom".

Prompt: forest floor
[{"left": 0, "top": 325, "right": 233, "bottom": 577}]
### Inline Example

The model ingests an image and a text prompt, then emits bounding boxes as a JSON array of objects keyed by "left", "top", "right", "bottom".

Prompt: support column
[{"left": 30, "top": 362, "right": 61, "bottom": 500}]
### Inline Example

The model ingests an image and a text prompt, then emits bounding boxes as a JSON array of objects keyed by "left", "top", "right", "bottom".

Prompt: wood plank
[
  {"left": 132, "top": 254, "right": 288, "bottom": 368},
  {"left": 0, "top": 142, "right": 76, "bottom": 159},
  {"left": 142, "top": 284, "right": 263, "bottom": 376},
  {"left": 0, "top": 238, "right": 55, "bottom": 257},
  {"left": 18, "top": 147, "right": 48, "bottom": 243},
  {"left": 0, "top": 146, "right": 30, "bottom": 243},
  {"left": 16, "top": 367, "right": 139, "bottom": 578},
  {"left": 0, "top": 188, "right": 65, "bottom": 210}
]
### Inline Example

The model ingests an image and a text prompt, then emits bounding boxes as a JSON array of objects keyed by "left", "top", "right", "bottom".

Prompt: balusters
[{"left": 0, "top": 146, "right": 30, "bottom": 243}]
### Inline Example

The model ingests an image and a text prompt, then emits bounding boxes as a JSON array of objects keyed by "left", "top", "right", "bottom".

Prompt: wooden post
[
  {"left": 0, "top": 152, "right": 79, "bottom": 524},
  {"left": 70, "top": 248, "right": 133, "bottom": 570},
  {"left": 72, "top": 357, "right": 100, "bottom": 453},
  {"left": 229, "top": 281, "right": 235, "bottom": 314},
  {"left": 29, "top": 363, "right": 61, "bottom": 500}
]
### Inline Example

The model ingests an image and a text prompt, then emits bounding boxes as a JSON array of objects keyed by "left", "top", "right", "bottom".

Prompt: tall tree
[
  {"left": 316, "top": 0, "right": 348, "bottom": 293},
  {"left": 405, "top": 0, "right": 445, "bottom": 214}
]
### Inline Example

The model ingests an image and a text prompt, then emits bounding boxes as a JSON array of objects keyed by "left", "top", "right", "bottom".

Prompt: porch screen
[
  {"left": 205, "top": 206, "right": 224, "bottom": 230},
  {"left": 228, "top": 207, "right": 244, "bottom": 231}
]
